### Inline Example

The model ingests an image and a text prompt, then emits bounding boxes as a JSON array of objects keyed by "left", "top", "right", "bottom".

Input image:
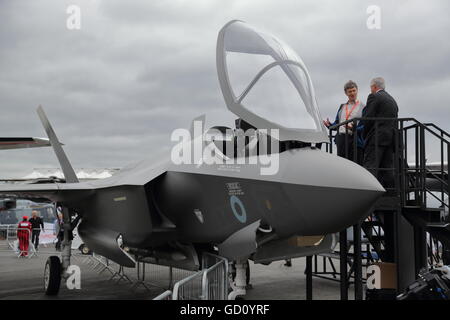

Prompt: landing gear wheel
[
  {"left": 44, "top": 256, "right": 61, "bottom": 295},
  {"left": 79, "top": 244, "right": 91, "bottom": 255}
]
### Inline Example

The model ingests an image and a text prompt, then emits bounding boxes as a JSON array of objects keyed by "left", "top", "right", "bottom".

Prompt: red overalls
[{"left": 17, "top": 221, "right": 32, "bottom": 257}]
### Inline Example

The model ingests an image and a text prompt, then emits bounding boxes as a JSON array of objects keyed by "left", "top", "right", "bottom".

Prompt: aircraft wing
[
  {"left": 0, "top": 137, "right": 51, "bottom": 150},
  {"left": 0, "top": 182, "right": 93, "bottom": 202}
]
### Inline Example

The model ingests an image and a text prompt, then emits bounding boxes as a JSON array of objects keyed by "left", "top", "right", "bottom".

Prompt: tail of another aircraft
[{"left": 36, "top": 106, "right": 79, "bottom": 183}]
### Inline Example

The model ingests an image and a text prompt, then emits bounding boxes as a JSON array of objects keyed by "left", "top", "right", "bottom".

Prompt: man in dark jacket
[
  {"left": 361, "top": 77, "right": 399, "bottom": 190},
  {"left": 54, "top": 211, "right": 64, "bottom": 251},
  {"left": 29, "top": 210, "right": 44, "bottom": 250}
]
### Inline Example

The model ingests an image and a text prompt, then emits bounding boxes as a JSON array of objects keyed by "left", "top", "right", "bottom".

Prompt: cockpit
[{"left": 216, "top": 20, "right": 328, "bottom": 144}]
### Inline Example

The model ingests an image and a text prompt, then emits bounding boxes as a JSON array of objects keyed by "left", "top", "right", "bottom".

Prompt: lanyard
[{"left": 345, "top": 101, "right": 359, "bottom": 121}]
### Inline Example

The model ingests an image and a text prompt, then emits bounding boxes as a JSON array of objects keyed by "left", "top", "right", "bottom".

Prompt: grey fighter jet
[{"left": 0, "top": 20, "right": 384, "bottom": 299}]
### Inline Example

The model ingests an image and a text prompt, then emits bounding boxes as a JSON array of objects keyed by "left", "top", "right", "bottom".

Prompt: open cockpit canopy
[{"left": 216, "top": 20, "right": 328, "bottom": 143}]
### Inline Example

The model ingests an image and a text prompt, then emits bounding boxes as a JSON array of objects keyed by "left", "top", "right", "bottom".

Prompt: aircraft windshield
[{"left": 217, "top": 20, "right": 328, "bottom": 142}]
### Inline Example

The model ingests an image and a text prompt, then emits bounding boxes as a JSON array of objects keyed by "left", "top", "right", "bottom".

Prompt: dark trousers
[
  {"left": 336, "top": 134, "right": 363, "bottom": 164},
  {"left": 31, "top": 229, "right": 40, "bottom": 249},
  {"left": 363, "top": 142, "right": 395, "bottom": 189},
  {"left": 55, "top": 231, "right": 64, "bottom": 251}
]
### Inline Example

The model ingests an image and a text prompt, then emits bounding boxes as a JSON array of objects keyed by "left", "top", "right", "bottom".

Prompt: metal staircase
[
  {"left": 361, "top": 217, "right": 386, "bottom": 261},
  {"left": 324, "top": 117, "right": 449, "bottom": 299}
]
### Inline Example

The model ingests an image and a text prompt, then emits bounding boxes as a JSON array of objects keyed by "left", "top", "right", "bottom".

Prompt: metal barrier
[
  {"left": 169, "top": 266, "right": 197, "bottom": 288},
  {"left": 77, "top": 253, "right": 191, "bottom": 290},
  {"left": 202, "top": 253, "right": 228, "bottom": 300},
  {"left": 172, "top": 270, "right": 205, "bottom": 300},
  {"left": 109, "top": 265, "right": 132, "bottom": 284},
  {"left": 131, "top": 261, "right": 152, "bottom": 291},
  {"left": 75, "top": 250, "right": 229, "bottom": 300},
  {"left": 0, "top": 225, "right": 16, "bottom": 250},
  {"left": 78, "top": 252, "right": 118, "bottom": 277},
  {"left": 129, "top": 262, "right": 197, "bottom": 291},
  {"left": 92, "top": 253, "right": 116, "bottom": 275},
  {"left": 2, "top": 225, "right": 13, "bottom": 251},
  {"left": 153, "top": 290, "right": 172, "bottom": 300},
  {"left": 172, "top": 252, "right": 229, "bottom": 300},
  {"left": 0, "top": 225, "right": 36, "bottom": 258}
]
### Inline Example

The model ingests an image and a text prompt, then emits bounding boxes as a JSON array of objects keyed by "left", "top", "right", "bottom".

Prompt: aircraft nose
[
  {"left": 323, "top": 163, "right": 385, "bottom": 233},
  {"left": 332, "top": 157, "right": 386, "bottom": 226},
  {"left": 279, "top": 149, "right": 385, "bottom": 235},
  {"left": 333, "top": 155, "right": 386, "bottom": 194},
  {"left": 283, "top": 148, "right": 385, "bottom": 193}
]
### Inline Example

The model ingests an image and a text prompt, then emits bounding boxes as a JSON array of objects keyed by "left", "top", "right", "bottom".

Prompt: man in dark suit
[
  {"left": 361, "top": 77, "right": 399, "bottom": 191},
  {"left": 29, "top": 210, "right": 44, "bottom": 251}
]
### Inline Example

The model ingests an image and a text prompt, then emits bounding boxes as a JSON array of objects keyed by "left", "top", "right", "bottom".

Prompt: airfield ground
[{"left": 0, "top": 247, "right": 354, "bottom": 300}]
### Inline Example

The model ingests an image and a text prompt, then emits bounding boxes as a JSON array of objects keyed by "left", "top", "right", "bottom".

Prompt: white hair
[{"left": 370, "top": 77, "right": 386, "bottom": 90}]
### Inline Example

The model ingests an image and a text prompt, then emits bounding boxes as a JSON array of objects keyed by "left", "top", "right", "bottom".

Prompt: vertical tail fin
[{"left": 36, "top": 106, "right": 79, "bottom": 183}]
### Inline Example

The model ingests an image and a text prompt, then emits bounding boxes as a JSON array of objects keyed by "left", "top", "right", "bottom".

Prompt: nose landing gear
[
  {"left": 229, "top": 259, "right": 251, "bottom": 300},
  {"left": 44, "top": 207, "right": 79, "bottom": 296}
]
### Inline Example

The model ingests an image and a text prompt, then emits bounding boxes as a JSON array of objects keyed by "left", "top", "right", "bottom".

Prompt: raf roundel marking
[{"left": 230, "top": 195, "right": 247, "bottom": 223}]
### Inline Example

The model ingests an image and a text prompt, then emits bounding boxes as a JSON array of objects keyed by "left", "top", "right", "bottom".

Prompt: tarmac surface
[{"left": 0, "top": 246, "right": 355, "bottom": 300}]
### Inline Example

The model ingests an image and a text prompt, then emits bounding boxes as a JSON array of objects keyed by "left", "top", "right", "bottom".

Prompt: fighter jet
[{"left": 0, "top": 20, "right": 384, "bottom": 299}]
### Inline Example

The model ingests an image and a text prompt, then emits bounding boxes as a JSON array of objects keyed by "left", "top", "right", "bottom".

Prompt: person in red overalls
[{"left": 17, "top": 216, "right": 32, "bottom": 257}]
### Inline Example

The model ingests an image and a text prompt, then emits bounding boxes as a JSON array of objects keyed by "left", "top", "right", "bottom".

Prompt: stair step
[
  {"left": 427, "top": 223, "right": 450, "bottom": 229},
  {"left": 403, "top": 206, "right": 444, "bottom": 212},
  {"left": 364, "top": 235, "right": 385, "bottom": 242},
  {"left": 424, "top": 207, "right": 445, "bottom": 212},
  {"left": 362, "top": 221, "right": 383, "bottom": 227},
  {"left": 374, "top": 197, "right": 401, "bottom": 210},
  {"left": 403, "top": 205, "right": 421, "bottom": 209},
  {"left": 403, "top": 207, "right": 444, "bottom": 223},
  {"left": 406, "top": 200, "right": 420, "bottom": 206}
]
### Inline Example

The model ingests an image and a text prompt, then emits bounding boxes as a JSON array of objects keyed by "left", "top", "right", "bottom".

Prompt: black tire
[
  {"left": 44, "top": 256, "right": 61, "bottom": 295},
  {"left": 79, "top": 244, "right": 91, "bottom": 255}
]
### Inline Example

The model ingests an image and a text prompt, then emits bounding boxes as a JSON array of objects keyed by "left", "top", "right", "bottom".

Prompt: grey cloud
[{"left": 1, "top": 0, "right": 449, "bottom": 178}]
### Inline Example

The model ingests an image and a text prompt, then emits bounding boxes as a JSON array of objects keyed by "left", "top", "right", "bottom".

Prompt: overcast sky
[{"left": 1, "top": 0, "right": 449, "bottom": 178}]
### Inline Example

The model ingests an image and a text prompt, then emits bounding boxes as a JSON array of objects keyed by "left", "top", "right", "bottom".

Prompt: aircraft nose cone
[
  {"left": 325, "top": 159, "right": 386, "bottom": 232},
  {"left": 335, "top": 156, "right": 386, "bottom": 194},
  {"left": 278, "top": 149, "right": 385, "bottom": 235}
]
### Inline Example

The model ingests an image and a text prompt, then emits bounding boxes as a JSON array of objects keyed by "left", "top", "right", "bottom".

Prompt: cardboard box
[
  {"left": 288, "top": 235, "right": 325, "bottom": 247},
  {"left": 369, "top": 262, "right": 397, "bottom": 289}
]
